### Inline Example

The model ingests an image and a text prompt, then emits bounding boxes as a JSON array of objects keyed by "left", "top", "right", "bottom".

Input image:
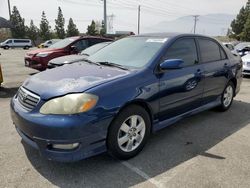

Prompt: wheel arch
[
  {"left": 108, "top": 99, "right": 154, "bottom": 134},
  {"left": 229, "top": 77, "right": 237, "bottom": 96}
]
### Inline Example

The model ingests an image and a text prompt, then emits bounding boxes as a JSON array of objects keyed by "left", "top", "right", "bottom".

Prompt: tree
[
  {"left": 86, "top": 20, "right": 98, "bottom": 35},
  {"left": 66, "top": 18, "right": 79, "bottom": 37},
  {"left": 100, "top": 20, "right": 106, "bottom": 35},
  {"left": 10, "top": 6, "right": 26, "bottom": 38},
  {"left": 230, "top": 0, "right": 250, "bottom": 41},
  {"left": 26, "top": 20, "right": 39, "bottom": 45},
  {"left": 40, "top": 11, "right": 51, "bottom": 41},
  {"left": 242, "top": 15, "right": 250, "bottom": 41},
  {"left": 55, "top": 7, "right": 65, "bottom": 39},
  {"left": 231, "top": 7, "right": 248, "bottom": 40}
]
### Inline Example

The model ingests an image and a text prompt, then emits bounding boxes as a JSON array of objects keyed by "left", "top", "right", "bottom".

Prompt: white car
[
  {"left": 0, "top": 39, "right": 32, "bottom": 49},
  {"left": 241, "top": 54, "right": 250, "bottom": 75}
]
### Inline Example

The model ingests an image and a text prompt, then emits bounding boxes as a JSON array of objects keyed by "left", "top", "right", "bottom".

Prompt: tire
[
  {"left": 107, "top": 105, "right": 151, "bottom": 160},
  {"left": 23, "top": 46, "right": 29, "bottom": 50},
  {"left": 4, "top": 46, "right": 9, "bottom": 50},
  {"left": 218, "top": 81, "right": 235, "bottom": 111}
]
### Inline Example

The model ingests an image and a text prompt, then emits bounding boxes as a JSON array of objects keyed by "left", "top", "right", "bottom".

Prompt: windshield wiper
[
  {"left": 81, "top": 53, "right": 89, "bottom": 56},
  {"left": 82, "top": 59, "right": 100, "bottom": 66},
  {"left": 97, "top": 61, "right": 129, "bottom": 70}
]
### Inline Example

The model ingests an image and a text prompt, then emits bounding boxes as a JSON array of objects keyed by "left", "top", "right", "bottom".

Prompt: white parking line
[
  {"left": 121, "top": 161, "right": 165, "bottom": 188},
  {"left": 121, "top": 157, "right": 197, "bottom": 187}
]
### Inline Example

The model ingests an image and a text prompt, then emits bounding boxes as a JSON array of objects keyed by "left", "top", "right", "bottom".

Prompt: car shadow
[
  {"left": 22, "top": 100, "right": 250, "bottom": 188},
  {"left": 0, "top": 86, "right": 18, "bottom": 98}
]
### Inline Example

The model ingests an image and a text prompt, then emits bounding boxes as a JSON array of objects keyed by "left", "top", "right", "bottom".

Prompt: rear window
[{"left": 198, "top": 39, "right": 225, "bottom": 63}]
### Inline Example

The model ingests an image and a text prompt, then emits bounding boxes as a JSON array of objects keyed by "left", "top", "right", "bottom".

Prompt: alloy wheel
[{"left": 117, "top": 115, "right": 146, "bottom": 152}]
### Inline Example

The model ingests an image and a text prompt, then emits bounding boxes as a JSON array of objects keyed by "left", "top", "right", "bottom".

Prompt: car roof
[{"left": 135, "top": 32, "right": 210, "bottom": 39}]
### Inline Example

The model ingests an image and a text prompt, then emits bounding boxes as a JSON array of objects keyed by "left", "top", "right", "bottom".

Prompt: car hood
[
  {"left": 22, "top": 62, "right": 131, "bottom": 100},
  {"left": 49, "top": 54, "right": 87, "bottom": 65}
]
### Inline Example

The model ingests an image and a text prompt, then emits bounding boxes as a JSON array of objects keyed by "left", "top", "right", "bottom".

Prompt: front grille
[
  {"left": 17, "top": 87, "right": 40, "bottom": 111},
  {"left": 243, "top": 70, "right": 250, "bottom": 73}
]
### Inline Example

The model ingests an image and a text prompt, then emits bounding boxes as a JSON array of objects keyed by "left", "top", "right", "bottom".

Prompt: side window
[
  {"left": 7, "top": 40, "right": 12, "bottom": 44},
  {"left": 89, "top": 38, "right": 105, "bottom": 46},
  {"left": 164, "top": 38, "right": 198, "bottom": 67},
  {"left": 198, "top": 39, "right": 224, "bottom": 63},
  {"left": 74, "top": 39, "right": 89, "bottom": 51},
  {"left": 220, "top": 48, "right": 227, "bottom": 60}
]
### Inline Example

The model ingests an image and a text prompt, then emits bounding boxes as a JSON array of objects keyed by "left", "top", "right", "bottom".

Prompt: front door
[{"left": 158, "top": 37, "right": 205, "bottom": 121}]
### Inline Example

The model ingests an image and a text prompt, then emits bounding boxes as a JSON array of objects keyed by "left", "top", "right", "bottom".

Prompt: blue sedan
[{"left": 10, "top": 33, "right": 242, "bottom": 162}]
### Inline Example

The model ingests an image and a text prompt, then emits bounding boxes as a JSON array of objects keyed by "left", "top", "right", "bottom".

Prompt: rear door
[
  {"left": 197, "top": 37, "right": 229, "bottom": 104},
  {"left": 158, "top": 37, "right": 205, "bottom": 121}
]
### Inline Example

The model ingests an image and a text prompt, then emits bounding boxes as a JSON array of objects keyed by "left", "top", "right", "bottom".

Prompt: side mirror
[{"left": 159, "top": 59, "right": 184, "bottom": 71}]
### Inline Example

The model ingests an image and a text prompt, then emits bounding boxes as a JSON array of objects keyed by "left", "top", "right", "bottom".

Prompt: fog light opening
[{"left": 52, "top": 143, "right": 79, "bottom": 150}]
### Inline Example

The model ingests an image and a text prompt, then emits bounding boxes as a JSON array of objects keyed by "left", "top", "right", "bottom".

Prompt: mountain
[{"left": 148, "top": 14, "right": 236, "bottom": 36}]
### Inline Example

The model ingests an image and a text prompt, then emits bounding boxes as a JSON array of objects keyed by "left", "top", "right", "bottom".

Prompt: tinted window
[
  {"left": 198, "top": 39, "right": 222, "bottom": 63},
  {"left": 6, "top": 40, "right": 12, "bottom": 44},
  {"left": 14, "top": 40, "right": 30, "bottom": 43},
  {"left": 74, "top": 39, "right": 89, "bottom": 51},
  {"left": 164, "top": 38, "right": 198, "bottom": 67},
  {"left": 89, "top": 38, "right": 110, "bottom": 46}
]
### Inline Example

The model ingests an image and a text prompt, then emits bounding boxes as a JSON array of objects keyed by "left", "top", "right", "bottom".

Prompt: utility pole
[
  {"left": 7, "top": 0, "right": 11, "bottom": 19},
  {"left": 103, "top": 0, "right": 107, "bottom": 34},
  {"left": 137, "top": 5, "right": 141, "bottom": 35},
  {"left": 193, "top": 15, "right": 199, "bottom": 34}
]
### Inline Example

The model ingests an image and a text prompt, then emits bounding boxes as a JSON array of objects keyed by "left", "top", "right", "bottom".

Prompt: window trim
[{"left": 197, "top": 37, "right": 228, "bottom": 64}]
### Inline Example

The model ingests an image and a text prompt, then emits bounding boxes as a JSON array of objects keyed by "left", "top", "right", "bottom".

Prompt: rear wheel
[
  {"left": 107, "top": 105, "right": 151, "bottom": 160},
  {"left": 218, "top": 81, "right": 235, "bottom": 111},
  {"left": 23, "top": 46, "right": 29, "bottom": 50}
]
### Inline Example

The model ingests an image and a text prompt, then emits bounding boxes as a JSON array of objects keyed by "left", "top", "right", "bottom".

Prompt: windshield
[
  {"left": 88, "top": 37, "right": 167, "bottom": 68},
  {"left": 49, "top": 37, "right": 77, "bottom": 49},
  {"left": 81, "top": 42, "right": 111, "bottom": 56}
]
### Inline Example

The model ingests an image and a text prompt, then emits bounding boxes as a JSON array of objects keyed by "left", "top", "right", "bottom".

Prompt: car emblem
[{"left": 22, "top": 93, "right": 28, "bottom": 102}]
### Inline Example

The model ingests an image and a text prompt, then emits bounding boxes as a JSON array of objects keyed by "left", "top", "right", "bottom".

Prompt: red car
[{"left": 25, "top": 36, "right": 112, "bottom": 71}]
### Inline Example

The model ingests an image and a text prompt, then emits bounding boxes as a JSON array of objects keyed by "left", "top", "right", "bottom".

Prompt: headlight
[
  {"left": 40, "top": 93, "right": 98, "bottom": 115},
  {"left": 36, "top": 52, "right": 51, "bottom": 57}
]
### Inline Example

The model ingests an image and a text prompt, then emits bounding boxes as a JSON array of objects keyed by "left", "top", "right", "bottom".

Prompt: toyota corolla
[{"left": 11, "top": 33, "right": 242, "bottom": 162}]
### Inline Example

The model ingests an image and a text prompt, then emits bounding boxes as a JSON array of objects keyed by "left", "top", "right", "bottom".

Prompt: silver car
[{"left": 241, "top": 54, "right": 250, "bottom": 75}]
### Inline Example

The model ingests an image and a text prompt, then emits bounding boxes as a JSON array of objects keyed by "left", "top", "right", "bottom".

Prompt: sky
[{"left": 0, "top": 0, "right": 248, "bottom": 34}]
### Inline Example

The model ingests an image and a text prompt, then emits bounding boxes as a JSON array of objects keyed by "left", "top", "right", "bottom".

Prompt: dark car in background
[
  {"left": 25, "top": 36, "right": 112, "bottom": 71},
  {"left": 47, "top": 42, "right": 112, "bottom": 68},
  {"left": 11, "top": 33, "right": 242, "bottom": 162}
]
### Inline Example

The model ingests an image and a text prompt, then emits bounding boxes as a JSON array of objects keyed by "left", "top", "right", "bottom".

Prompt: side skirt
[{"left": 152, "top": 98, "right": 221, "bottom": 133}]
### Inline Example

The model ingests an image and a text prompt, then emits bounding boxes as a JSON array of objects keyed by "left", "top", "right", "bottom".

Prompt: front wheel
[
  {"left": 218, "top": 81, "right": 235, "bottom": 111},
  {"left": 107, "top": 105, "right": 151, "bottom": 160}
]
